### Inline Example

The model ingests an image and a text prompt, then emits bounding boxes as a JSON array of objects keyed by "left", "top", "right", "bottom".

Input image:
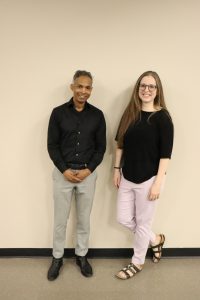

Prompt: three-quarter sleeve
[{"left": 158, "top": 111, "right": 174, "bottom": 159}]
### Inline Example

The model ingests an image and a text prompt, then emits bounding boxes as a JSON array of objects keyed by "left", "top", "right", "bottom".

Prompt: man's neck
[
  {"left": 75, "top": 105, "right": 84, "bottom": 112},
  {"left": 72, "top": 99, "right": 86, "bottom": 112}
]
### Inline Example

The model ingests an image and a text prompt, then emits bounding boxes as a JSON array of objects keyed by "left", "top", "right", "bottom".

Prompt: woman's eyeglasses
[{"left": 139, "top": 84, "right": 157, "bottom": 92}]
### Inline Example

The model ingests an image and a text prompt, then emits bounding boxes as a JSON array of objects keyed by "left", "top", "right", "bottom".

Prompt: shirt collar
[{"left": 66, "top": 97, "right": 90, "bottom": 109}]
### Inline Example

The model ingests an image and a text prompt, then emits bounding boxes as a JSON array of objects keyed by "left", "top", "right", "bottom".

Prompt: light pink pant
[{"left": 117, "top": 175, "right": 161, "bottom": 265}]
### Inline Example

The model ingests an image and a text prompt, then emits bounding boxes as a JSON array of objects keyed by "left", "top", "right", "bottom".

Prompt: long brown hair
[{"left": 116, "top": 71, "right": 169, "bottom": 148}]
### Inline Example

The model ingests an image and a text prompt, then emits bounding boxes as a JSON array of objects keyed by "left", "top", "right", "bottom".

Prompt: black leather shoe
[
  {"left": 47, "top": 257, "right": 63, "bottom": 281},
  {"left": 76, "top": 255, "right": 93, "bottom": 277}
]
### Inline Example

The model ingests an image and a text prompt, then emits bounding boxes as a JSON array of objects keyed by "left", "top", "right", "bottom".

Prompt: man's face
[{"left": 70, "top": 76, "right": 93, "bottom": 106}]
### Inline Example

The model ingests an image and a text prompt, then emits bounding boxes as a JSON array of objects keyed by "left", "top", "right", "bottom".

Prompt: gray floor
[{"left": 0, "top": 257, "right": 200, "bottom": 300}]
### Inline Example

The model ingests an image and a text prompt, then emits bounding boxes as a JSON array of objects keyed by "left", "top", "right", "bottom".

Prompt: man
[{"left": 47, "top": 70, "right": 106, "bottom": 280}]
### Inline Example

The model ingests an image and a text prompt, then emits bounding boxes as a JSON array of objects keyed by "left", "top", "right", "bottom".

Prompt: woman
[{"left": 114, "top": 71, "right": 174, "bottom": 280}]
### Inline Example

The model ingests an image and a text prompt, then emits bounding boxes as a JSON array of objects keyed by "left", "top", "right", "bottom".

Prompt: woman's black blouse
[{"left": 121, "top": 110, "right": 174, "bottom": 184}]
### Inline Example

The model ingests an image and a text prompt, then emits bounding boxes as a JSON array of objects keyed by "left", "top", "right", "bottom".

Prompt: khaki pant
[{"left": 52, "top": 168, "right": 97, "bottom": 258}]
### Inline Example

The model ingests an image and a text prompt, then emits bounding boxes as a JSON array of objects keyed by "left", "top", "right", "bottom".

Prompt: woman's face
[{"left": 138, "top": 75, "right": 157, "bottom": 106}]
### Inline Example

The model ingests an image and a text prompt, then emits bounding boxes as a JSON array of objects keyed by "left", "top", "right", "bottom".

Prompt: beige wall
[{"left": 0, "top": 0, "right": 200, "bottom": 248}]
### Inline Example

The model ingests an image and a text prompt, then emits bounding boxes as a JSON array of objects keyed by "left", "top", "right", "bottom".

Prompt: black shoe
[
  {"left": 76, "top": 255, "right": 93, "bottom": 277},
  {"left": 47, "top": 257, "right": 63, "bottom": 281}
]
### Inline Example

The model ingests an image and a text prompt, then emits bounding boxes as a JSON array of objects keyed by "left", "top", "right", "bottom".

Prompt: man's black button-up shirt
[{"left": 47, "top": 98, "right": 106, "bottom": 173}]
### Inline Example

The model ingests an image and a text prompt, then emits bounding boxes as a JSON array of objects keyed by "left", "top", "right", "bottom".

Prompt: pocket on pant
[
  {"left": 52, "top": 168, "right": 60, "bottom": 181},
  {"left": 90, "top": 170, "right": 97, "bottom": 182}
]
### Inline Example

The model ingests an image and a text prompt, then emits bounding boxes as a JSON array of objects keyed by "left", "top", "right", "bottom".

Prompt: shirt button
[
  {"left": 76, "top": 153, "right": 79, "bottom": 156},
  {"left": 77, "top": 142, "right": 80, "bottom": 146},
  {"left": 78, "top": 131, "right": 80, "bottom": 134}
]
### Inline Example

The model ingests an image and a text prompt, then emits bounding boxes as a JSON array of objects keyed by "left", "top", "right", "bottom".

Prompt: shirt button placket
[{"left": 75, "top": 131, "right": 81, "bottom": 159}]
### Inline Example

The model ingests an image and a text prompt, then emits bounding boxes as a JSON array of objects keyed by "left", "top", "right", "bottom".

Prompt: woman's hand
[
  {"left": 113, "top": 169, "right": 121, "bottom": 188},
  {"left": 149, "top": 182, "right": 161, "bottom": 201}
]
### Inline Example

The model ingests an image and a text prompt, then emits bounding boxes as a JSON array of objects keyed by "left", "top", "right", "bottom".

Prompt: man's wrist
[{"left": 85, "top": 168, "right": 91, "bottom": 174}]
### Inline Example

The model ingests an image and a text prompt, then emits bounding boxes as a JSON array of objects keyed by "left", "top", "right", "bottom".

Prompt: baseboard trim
[{"left": 0, "top": 248, "right": 200, "bottom": 258}]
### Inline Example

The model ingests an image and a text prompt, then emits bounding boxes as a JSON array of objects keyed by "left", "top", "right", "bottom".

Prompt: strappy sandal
[
  {"left": 151, "top": 234, "right": 165, "bottom": 263},
  {"left": 115, "top": 263, "right": 141, "bottom": 280}
]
